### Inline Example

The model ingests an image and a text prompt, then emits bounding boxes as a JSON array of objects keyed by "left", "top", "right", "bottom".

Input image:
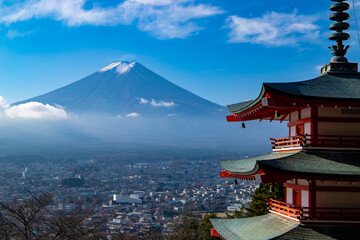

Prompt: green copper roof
[
  {"left": 210, "top": 214, "right": 299, "bottom": 240},
  {"left": 265, "top": 73, "right": 360, "bottom": 101},
  {"left": 221, "top": 151, "right": 360, "bottom": 177},
  {"left": 227, "top": 73, "right": 360, "bottom": 115},
  {"left": 275, "top": 224, "right": 360, "bottom": 240},
  {"left": 221, "top": 152, "right": 296, "bottom": 175},
  {"left": 227, "top": 99, "right": 255, "bottom": 114}
]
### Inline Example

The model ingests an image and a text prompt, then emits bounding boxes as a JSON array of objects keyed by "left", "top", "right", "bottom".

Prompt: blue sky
[{"left": 0, "top": 0, "right": 360, "bottom": 106}]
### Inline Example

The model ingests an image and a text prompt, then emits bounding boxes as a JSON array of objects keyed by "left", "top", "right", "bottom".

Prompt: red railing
[
  {"left": 267, "top": 199, "right": 360, "bottom": 221},
  {"left": 267, "top": 198, "right": 302, "bottom": 220},
  {"left": 270, "top": 136, "right": 304, "bottom": 150},
  {"left": 271, "top": 135, "right": 360, "bottom": 150}
]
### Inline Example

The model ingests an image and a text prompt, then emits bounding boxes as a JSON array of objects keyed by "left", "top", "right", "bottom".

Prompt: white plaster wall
[
  {"left": 304, "top": 122, "right": 311, "bottom": 135},
  {"left": 286, "top": 188, "right": 293, "bottom": 205},
  {"left": 316, "top": 192, "right": 360, "bottom": 208},
  {"left": 318, "top": 122, "right": 360, "bottom": 136},
  {"left": 290, "top": 126, "right": 296, "bottom": 137},
  {"left": 290, "top": 111, "right": 298, "bottom": 122},
  {"left": 301, "top": 107, "right": 311, "bottom": 119},
  {"left": 301, "top": 190, "right": 309, "bottom": 208},
  {"left": 297, "top": 179, "right": 309, "bottom": 186}
]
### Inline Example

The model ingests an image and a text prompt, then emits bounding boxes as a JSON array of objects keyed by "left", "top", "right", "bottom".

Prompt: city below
[{"left": 0, "top": 152, "right": 258, "bottom": 238}]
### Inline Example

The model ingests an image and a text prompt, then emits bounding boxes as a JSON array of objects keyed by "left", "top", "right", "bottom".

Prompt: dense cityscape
[{"left": 0, "top": 153, "right": 258, "bottom": 237}]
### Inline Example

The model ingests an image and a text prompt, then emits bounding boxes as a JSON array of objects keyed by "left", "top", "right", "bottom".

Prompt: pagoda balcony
[
  {"left": 270, "top": 136, "right": 304, "bottom": 151},
  {"left": 267, "top": 199, "right": 360, "bottom": 222},
  {"left": 267, "top": 198, "right": 302, "bottom": 221},
  {"left": 271, "top": 135, "right": 360, "bottom": 151}
]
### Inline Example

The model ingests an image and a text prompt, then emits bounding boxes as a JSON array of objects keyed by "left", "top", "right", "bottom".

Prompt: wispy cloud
[
  {"left": 5, "top": 29, "right": 33, "bottom": 39},
  {"left": 138, "top": 97, "right": 175, "bottom": 107},
  {"left": 0, "top": 0, "right": 223, "bottom": 39},
  {"left": 225, "top": 11, "right": 320, "bottom": 46},
  {"left": 126, "top": 112, "right": 139, "bottom": 117},
  {"left": 150, "top": 99, "right": 175, "bottom": 107},
  {"left": 139, "top": 98, "right": 149, "bottom": 104},
  {"left": 0, "top": 96, "right": 68, "bottom": 120}
]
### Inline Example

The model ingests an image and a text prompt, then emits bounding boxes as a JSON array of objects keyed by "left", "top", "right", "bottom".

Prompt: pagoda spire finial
[
  {"left": 321, "top": 0, "right": 358, "bottom": 73},
  {"left": 329, "top": 0, "right": 351, "bottom": 63}
]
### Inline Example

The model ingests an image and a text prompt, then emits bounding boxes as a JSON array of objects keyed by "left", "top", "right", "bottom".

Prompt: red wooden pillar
[
  {"left": 309, "top": 179, "right": 316, "bottom": 219},
  {"left": 311, "top": 107, "right": 318, "bottom": 146}
]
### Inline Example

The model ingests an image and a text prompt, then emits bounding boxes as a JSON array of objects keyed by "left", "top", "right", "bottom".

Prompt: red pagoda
[{"left": 210, "top": 1, "right": 360, "bottom": 239}]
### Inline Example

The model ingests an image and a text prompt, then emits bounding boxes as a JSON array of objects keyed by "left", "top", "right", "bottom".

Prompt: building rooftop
[
  {"left": 221, "top": 150, "right": 360, "bottom": 178},
  {"left": 275, "top": 224, "right": 360, "bottom": 240},
  {"left": 227, "top": 73, "right": 360, "bottom": 115}
]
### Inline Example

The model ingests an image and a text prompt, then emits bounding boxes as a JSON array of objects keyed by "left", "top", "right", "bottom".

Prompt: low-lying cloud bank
[{"left": 0, "top": 96, "right": 68, "bottom": 120}]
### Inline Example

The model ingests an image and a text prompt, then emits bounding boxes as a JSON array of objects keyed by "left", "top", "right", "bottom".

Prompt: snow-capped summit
[
  {"left": 98, "top": 61, "right": 136, "bottom": 75},
  {"left": 18, "top": 61, "right": 225, "bottom": 117}
]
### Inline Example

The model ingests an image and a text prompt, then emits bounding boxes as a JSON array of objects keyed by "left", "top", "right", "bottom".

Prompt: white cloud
[
  {"left": 126, "top": 112, "right": 139, "bottom": 117},
  {"left": 150, "top": 99, "right": 175, "bottom": 107},
  {"left": 5, "top": 29, "right": 31, "bottom": 39},
  {"left": 130, "top": 0, "right": 173, "bottom": 6},
  {"left": 0, "top": 96, "right": 10, "bottom": 109},
  {"left": 138, "top": 98, "right": 149, "bottom": 104},
  {"left": 225, "top": 11, "right": 320, "bottom": 46},
  {"left": 138, "top": 97, "right": 175, "bottom": 107},
  {"left": 0, "top": 96, "right": 68, "bottom": 120},
  {"left": 167, "top": 113, "right": 176, "bottom": 117},
  {"left": 0, "top": 0, "right": 223, "bottom": 39}
]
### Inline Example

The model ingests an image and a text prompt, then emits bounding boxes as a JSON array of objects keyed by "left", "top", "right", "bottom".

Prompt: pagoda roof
[
  {"left": 210, "top": 213, "right": 299, "bottom": 240},
  {"left": 227, "top": 73, "right": 360, "bottom": 115},
  {"left": 276, "top": 224, "right": 360, "bottom": 240},
  {"left": 211, "top": 214, "right": 360, "bottom": 240},
  {"left": 221, "top": 150, "right": 360, "bottom": 178}
]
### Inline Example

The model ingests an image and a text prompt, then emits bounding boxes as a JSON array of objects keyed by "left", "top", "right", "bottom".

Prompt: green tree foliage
[
  {"left": 245, "top": 182, "right": 284, "bottom": 217},
  {"left": 0, "top": 191, "right": 108, "bottom": 240},
  {"left": 199, "top": 213, "right": 219, "bottom": 240},
  {"left": 166, "top": 212, "right": 218, "bottom": 240}
]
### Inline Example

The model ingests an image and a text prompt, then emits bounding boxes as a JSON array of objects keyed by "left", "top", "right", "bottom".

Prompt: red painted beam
[
  {"left": 210, "top": 228, "right": 220, "bottom": 237},
  {"left": 287, "top": 117, "right": 311, "bottom": 127},
  {"left": 283, "top": 182, "right": 309, "bottom": 191},
  {"left": 220, "top": 170, "right": 257, "bottom": 180},
  {"left": 220, "top": 170, "right": 231, "bottom": 178}
]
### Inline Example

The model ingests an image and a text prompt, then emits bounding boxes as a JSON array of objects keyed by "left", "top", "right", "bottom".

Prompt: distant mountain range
[{"left": 18, "top": 61, "right": 225, "bottom": 117}]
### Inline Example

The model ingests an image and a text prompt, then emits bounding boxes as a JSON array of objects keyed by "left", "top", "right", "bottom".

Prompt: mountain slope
[{"left": 18, "top": 61, "right": 225, "bottom": 117}]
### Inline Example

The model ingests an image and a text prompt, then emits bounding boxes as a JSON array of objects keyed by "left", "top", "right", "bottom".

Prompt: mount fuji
[
  {"left": 0, "top": 61, "right": 289, "bottom": 155},
  {"left": 18, "top": 61, "right": 225, "bottom": 117}
]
